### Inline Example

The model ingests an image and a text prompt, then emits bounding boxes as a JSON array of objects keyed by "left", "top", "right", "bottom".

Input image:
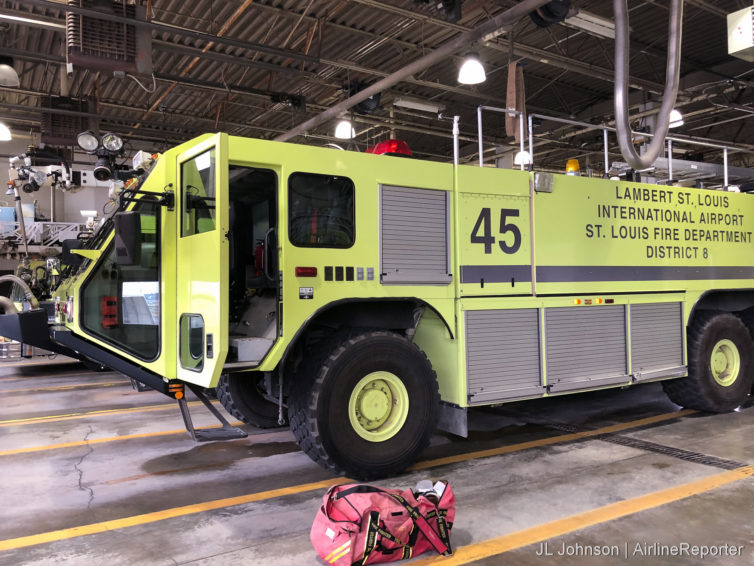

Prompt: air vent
[
  {"left": 66, "top": 0, "right": 152, "bottom": 74},
  {"left": 40, "top": 96, "right": 89, "bottom": 146}
]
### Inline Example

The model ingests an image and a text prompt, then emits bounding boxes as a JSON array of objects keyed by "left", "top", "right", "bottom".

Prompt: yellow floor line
[
  {"left": 411, "top": 465, "right": 754, "bottom": 565},
  {"left": 4, "top": 381, "right": 127, "bottom": 394},
  {"left": 0, "top": 409, "right": 698, "bottom": 551},
  {"left": 0, "top": 421, "right": 247, "bottom": 457},
  {"left": 0, "top": 359, "right": 78, "bottom": 369},
  {"left": 410, "top": 409, "right": 696, "bottom": 471},
  {"left": 0, "top": 400, "right": 210, "bottom": 427},
  {"left": 0, "top": 478, "right": 346, "bottom": 552}
]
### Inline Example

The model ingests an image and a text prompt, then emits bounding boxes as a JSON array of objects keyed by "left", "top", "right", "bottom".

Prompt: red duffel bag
[{"left": 311, "top": 481, "right": 455, "bottom": 565}]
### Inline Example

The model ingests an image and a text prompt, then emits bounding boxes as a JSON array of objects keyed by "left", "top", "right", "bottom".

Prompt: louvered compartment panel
[
  {"left": 545, "top": 306, "right": 628, "bottom": 391},
  {"left": 465, "top": 309, "right": 543, "bottom": 403},
  {"left": 380, "top": 185, "right": 451, "bottom": 285},
  {"left": 630, "top": 302, "right": 684, "bottom": 376}
]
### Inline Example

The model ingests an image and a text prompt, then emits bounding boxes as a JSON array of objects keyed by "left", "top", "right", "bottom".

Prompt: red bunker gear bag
[{"left": 310, "top": 481, "right": 455, "bottom": 565}]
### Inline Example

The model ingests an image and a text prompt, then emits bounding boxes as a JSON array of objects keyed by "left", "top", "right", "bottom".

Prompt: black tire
[
  {"left": 663, "top": 312, "right": 754, "bottom": 412},
  {"left": 289, "top": 331, "right": 440, "bottom": 480},
  {"left": 217, "top": 373, "right": 284, "bottom": 428}
]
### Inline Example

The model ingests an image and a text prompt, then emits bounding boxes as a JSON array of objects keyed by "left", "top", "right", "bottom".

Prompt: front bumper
[{"left": 0, "top": 309, "right": 73, "bottom": 356}]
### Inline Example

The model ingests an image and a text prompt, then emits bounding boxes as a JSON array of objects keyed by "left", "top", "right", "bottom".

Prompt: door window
[
  {"left": 80, "top": 199, "right": 160, "bottom": 360},
  {"left": 181, "top": 149, "right": 216, "bottom": 236}
]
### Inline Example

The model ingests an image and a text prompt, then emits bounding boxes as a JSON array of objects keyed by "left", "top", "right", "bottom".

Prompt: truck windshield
[{"left": 79, "top": 198, "right": 161, "bottom": 360}]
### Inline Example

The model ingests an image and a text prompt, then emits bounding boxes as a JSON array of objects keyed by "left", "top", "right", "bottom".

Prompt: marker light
[
  {"left": 573, "top": 299, "right": 582, "bottom": 305},
  {"left": 295, "top": 267, "right": 318, "bottom": 277},
  {"left": 169, "top": 382, "right": 185, "bottom": 400}
]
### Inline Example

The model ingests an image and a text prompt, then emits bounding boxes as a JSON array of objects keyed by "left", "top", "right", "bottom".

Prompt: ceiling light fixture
[
  {"left": 393, "top": 97, "right": 445, "bottom": 114},
  {"left": 562, "top": 10, "right": 616, "bottom": 39},
  {"left": 669, "top": 108, "right": 684, "bottom": 128},
  {"left": 334, "top": 119, "right": 355, "bottom": 140},
  {"left": 0, "top": 122, "right": 11, "bottom": 141},
  {"left": 458, "top": 52, "right": 486, "bottom": 85},
  {"left": 0, "top": 56, "right": 20, "bottom": 88},
  {"left": 514, "top": 151, "right": 532, "bottom": 166}
]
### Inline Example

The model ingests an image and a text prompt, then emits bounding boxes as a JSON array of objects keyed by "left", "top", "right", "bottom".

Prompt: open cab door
[{"left": 175, "top": 133, "right": 229, "bottom": 387}]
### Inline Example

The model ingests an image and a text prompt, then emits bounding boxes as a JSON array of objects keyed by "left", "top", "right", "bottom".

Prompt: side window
[
  {"left": 288, "top": 173, "right": 355, "bottom": 248},
  {"left": 80, "top": 199, "right": 161, "bottom": 360},
  {"left": 181, "top": 149, "right": 216, "bottom": 237}
]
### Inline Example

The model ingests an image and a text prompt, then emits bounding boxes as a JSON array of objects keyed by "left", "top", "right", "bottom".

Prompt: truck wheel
[
  {"left": 217, "top": 373, "right": 284, "bottom": 428},
  {"left": 663, "top": 312, "right": 754, "bottom": 412},
  {"left": 289, "top": 331, "right": 439, "bottom": 480}
]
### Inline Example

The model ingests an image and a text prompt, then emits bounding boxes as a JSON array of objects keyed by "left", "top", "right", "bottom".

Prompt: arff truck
[{"left": 2, "top": 130, "right": 753, "bottom": 480}]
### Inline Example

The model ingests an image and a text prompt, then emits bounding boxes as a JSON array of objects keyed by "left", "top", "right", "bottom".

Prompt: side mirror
[{"left": 113, "top": 211, "right": 141, "bottom": 266}]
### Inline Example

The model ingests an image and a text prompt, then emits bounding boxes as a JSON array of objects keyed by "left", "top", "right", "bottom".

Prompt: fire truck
[{"left": 2, "top": 129, "right": 753, "bottom": 480}]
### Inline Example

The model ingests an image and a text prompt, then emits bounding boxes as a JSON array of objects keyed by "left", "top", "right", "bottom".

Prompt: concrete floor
[{"left": 0, "top": 360, "right": 752, "bottom": 565}]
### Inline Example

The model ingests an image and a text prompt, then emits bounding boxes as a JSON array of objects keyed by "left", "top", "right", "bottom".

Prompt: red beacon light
[{"left": 365, "top": 139, "right": 412, "bottom": 157}]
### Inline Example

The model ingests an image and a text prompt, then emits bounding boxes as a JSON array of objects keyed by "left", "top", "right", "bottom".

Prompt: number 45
[{"left": 471, "top": 208, "right": 522, "bottom": 254}]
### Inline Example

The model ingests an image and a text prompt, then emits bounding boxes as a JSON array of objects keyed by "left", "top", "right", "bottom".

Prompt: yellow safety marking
[
  {"left": 0, "top": 409, "right": 698, "bottom": 551},
  {"left": 0, "top": 478, "right": 347, "bottom": 552},
  {"left": 5, "top": 381, "right": 126, "bottom": 394},
  {"left": 0, "top": 422, "right": 245, "bottom": 457},
  {"left": 410, "top": 409, "right": 696, "bottom": 471},
  {"left": 0, "top": 359, "right": 78, "bottom": 369},
  {"left": 0, "top": 401, "right": 207, "bottom": 427},
  {"left": 412, "top": 466, "right": 754, "bottom": 565},
  {"left": 329, "top": 546, "right": 352, "bottom": 563},
  {"left": 325, "top": 540, "right": 352, "bottom": 562}
]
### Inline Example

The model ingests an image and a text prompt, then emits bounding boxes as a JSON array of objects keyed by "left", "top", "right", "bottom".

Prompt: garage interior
[{"left": 1, "top": 0, "right": 753, "bottom": 564}]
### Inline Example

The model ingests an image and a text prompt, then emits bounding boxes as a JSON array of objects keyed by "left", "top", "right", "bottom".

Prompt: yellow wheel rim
[
  {"left": 348, "top": 371, "right": 409, "bottom": 442},
  {"left": 710, "top": 339, "right": 740, "bottom": 387}
]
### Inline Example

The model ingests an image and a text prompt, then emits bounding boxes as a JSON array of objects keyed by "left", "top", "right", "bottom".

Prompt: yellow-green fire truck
[{"left": 2, "top": 131, "right": 753, "bottom": 480}]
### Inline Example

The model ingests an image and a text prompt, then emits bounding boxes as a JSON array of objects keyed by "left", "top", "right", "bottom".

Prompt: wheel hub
[
  {"left": 348, "top": 371, "right": 409, "bottom": 442},
  {"left": 710, "top": 339, "right": 740, "bottom": 387}
]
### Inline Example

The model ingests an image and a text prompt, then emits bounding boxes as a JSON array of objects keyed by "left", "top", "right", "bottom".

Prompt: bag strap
[
  {"left": 386, "top": 492, "right": 450, "bottom": 556},
  {"left": 352, "top": 511, "right": 380, "bottom": 566},
  {"left": 336, "top": 485, "right": 450, "bottom": 556}
]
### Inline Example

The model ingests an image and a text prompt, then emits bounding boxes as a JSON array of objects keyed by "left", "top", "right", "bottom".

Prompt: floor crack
[{"left": 74, "top": 425, "right": 96, "bottom": 516}]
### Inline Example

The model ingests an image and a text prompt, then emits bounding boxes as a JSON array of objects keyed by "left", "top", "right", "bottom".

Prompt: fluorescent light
[
  {"left": 393, "top": 97, "right": 444, "bottom": 114},
  {"left": 563, "top": 10, "right": 615, "bottom": 39},
  {"left": 458, "top": 53, "right": 486, "bottom": 85},
  {"left": 334, "top": 119, "right": 354, "bottom": 139},
  {"left": 80, "top": 210, "right": 98, "bottom": 218},
  {"left": 0, "top": 14, "right": 65, "bottom": 29},
  {"left": 0, "top": 122, "right": 11, "bottom": 141},
  {"left": 669, "top": 108, "right": 684, "bottom": 128}
]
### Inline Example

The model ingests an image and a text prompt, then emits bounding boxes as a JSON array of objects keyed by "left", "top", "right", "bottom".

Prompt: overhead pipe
[
  {"left": 613, "top": 0, "right": 684, "bottom": 170},
  {"left": 275, "top": 0, "right": 553, "bottom": 142}
]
